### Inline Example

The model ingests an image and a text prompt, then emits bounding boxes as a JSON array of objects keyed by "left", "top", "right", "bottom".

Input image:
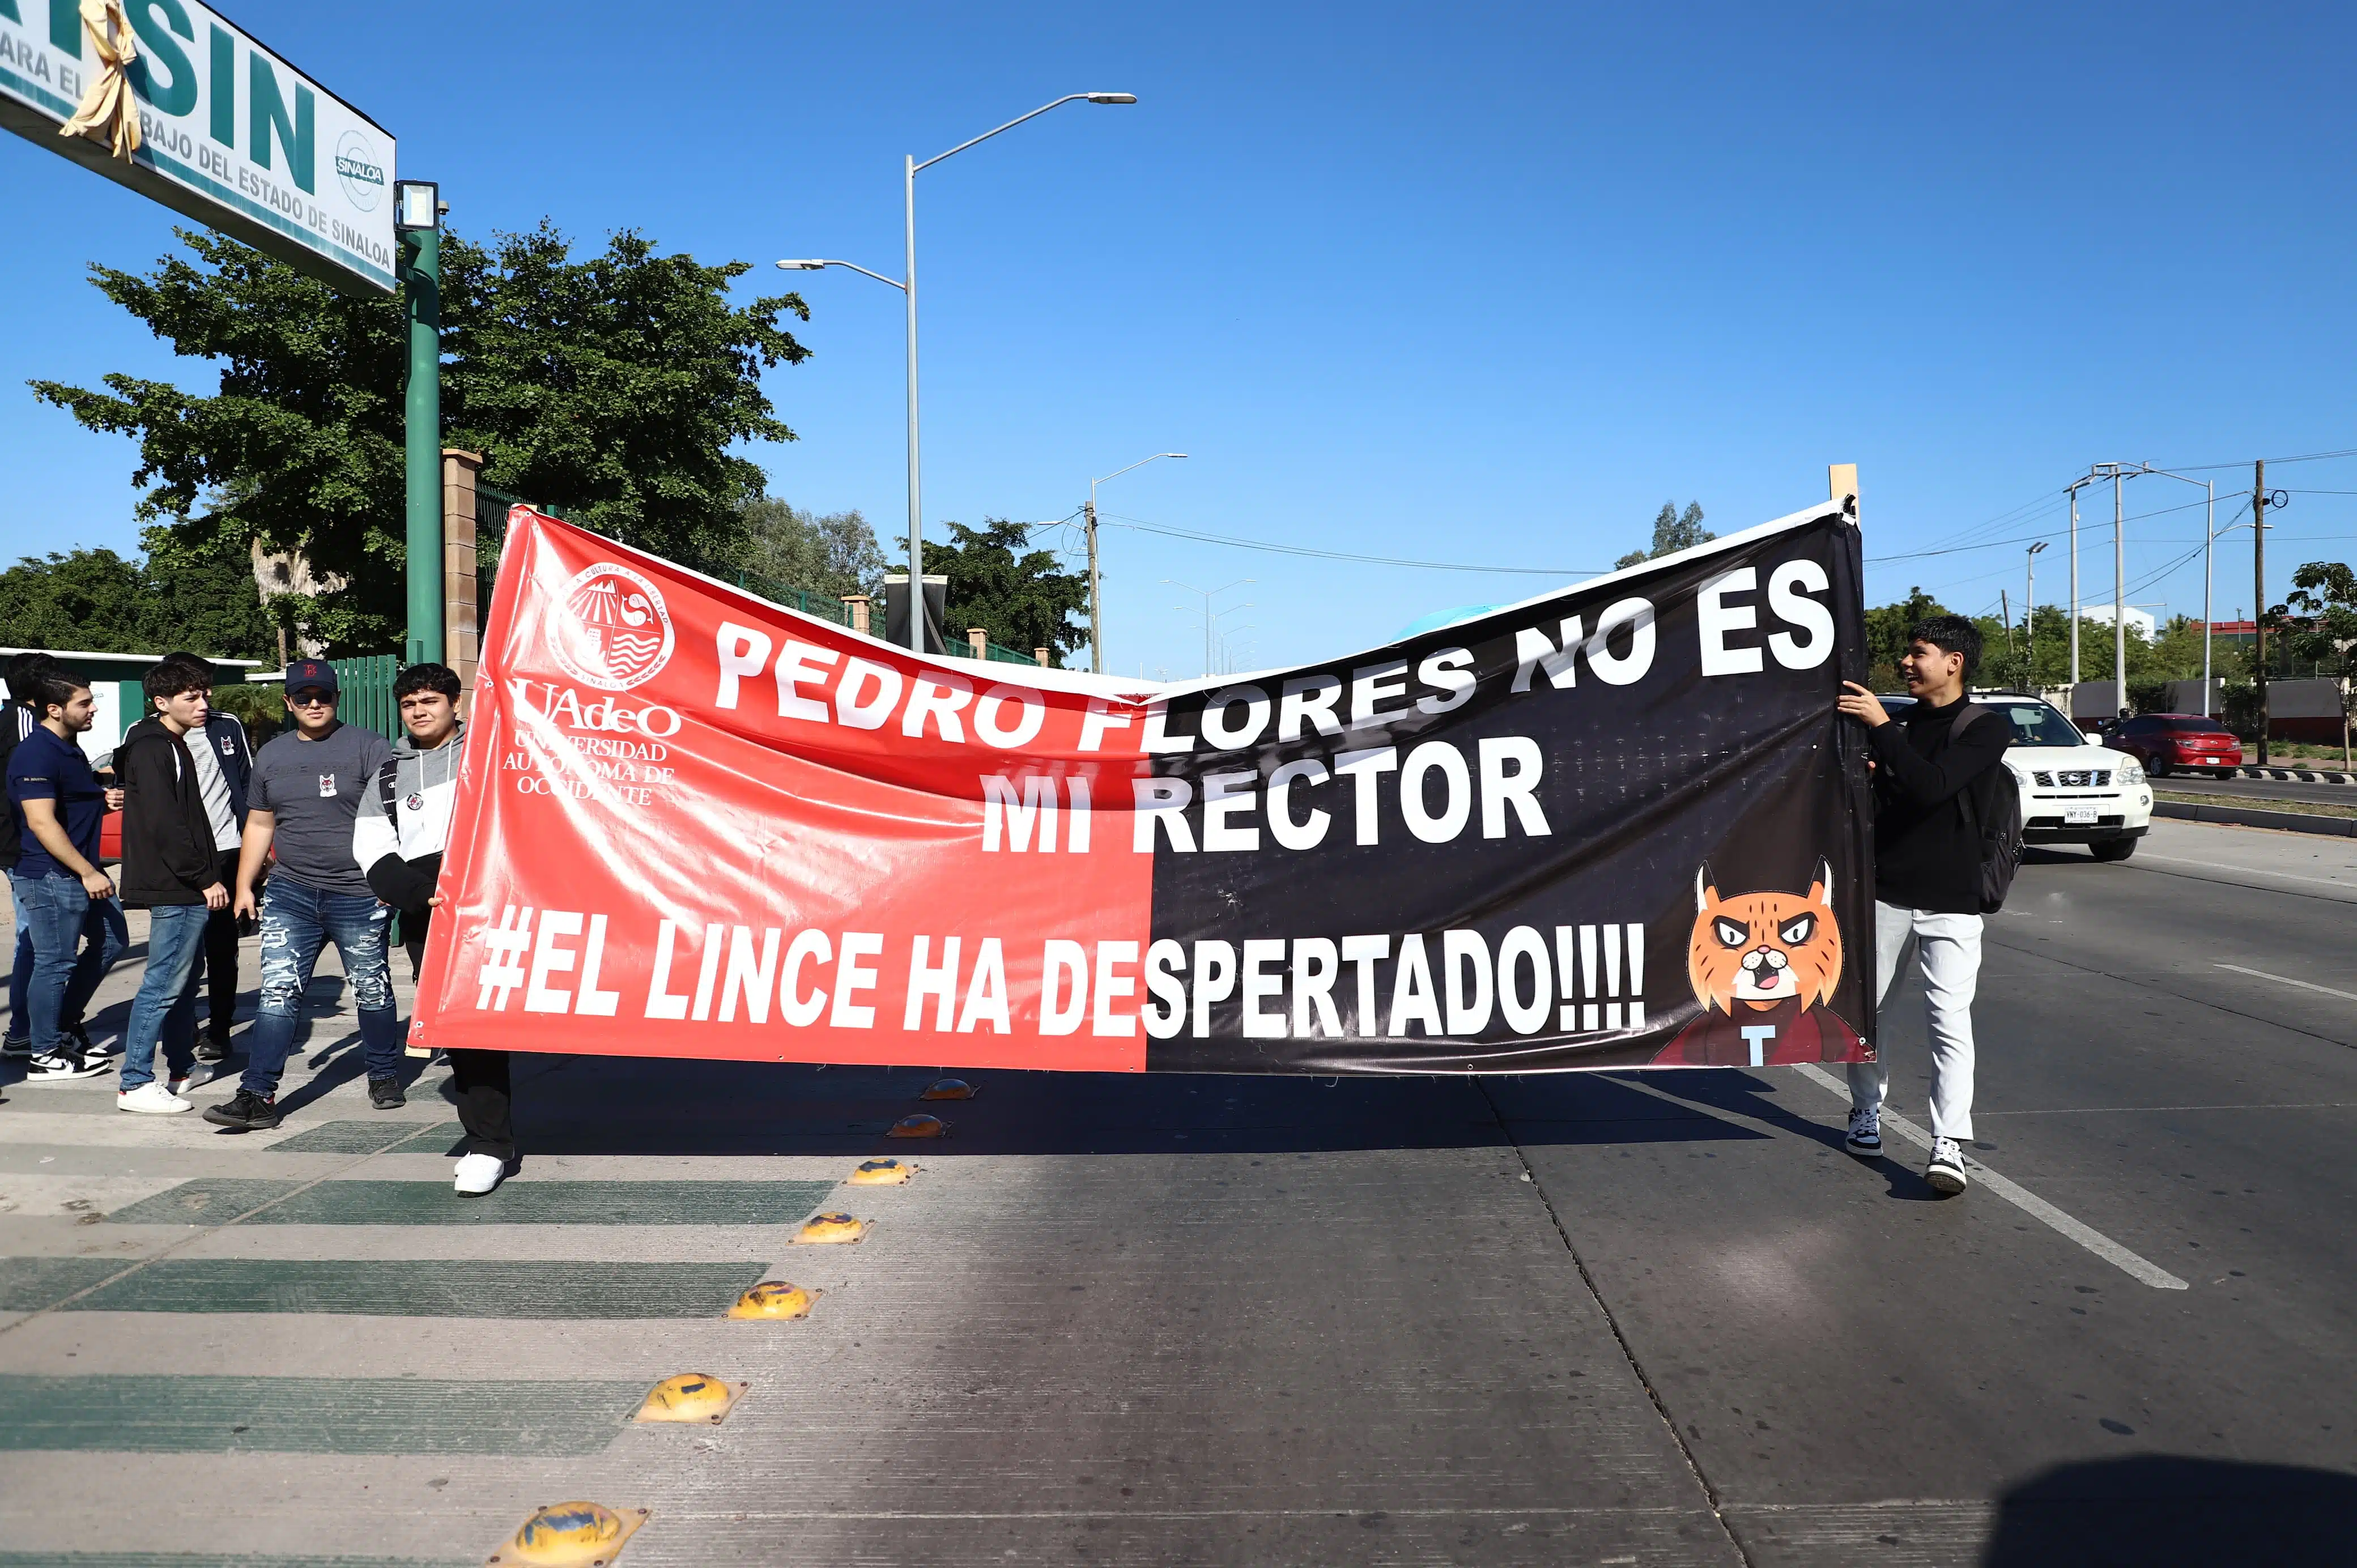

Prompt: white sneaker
[
  {"left": 23, "top": 1052, "right": 109, "bottom": 1081},
  {"left": 170, "top": 1064, "right": 216, "bottom": 1096},
  {"left": 1844, "top": 1106, "right": 1882, "bottom": 1157},
  {"left": 118, "top": 1082, "right": 194, "bottom": 1114},
  {"left": 453, "top": 1152, "right": 512, "bottom": 1196},
  {"left": 1926, "top": 1136, "right": 1970, "bottom": 1195}
]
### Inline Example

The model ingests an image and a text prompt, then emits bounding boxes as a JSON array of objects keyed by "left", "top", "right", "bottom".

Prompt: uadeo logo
[
  {"left": 334, "top": 130, "right": 386, "bottom": 211},
  {"left": 547, "top": 564, "right": 676, "bottom": 692}
]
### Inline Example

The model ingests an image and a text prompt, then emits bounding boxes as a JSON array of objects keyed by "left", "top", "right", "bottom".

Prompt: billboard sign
[{"left": 0, "top": 0, "right": 396, "bottom": 293}]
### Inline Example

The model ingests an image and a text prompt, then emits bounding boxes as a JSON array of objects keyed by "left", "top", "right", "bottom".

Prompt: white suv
[{"left": 1882, "top": 691, "right": 2153, "bottom": 862}]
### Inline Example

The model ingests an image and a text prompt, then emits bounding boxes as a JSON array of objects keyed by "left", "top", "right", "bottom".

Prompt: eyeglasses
[{"left": 289, "top": 691, "right": 335, "bottom": 708}]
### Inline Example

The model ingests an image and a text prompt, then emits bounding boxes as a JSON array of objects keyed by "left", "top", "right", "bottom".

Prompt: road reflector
[
  {"left": 727, "top": 1280, "right": 814, "bottom": 1319},
  {"left": 633, "top": 1373, "right": 747, "bottom": 1424},
  {"left": 849, "top": 1158, "right": 916, "bottom": 1186},
  {"left": 487, "top": 1501, "right": 646, "bottom": 1567},
  {"left": 796, "top": 1212, "right": 865, "bottom": 1245},
  {"left": 888, "top": 1114, "right": 948, "bottom": 1139},
  {"left": 920, "top": 1077, "right": 977, "bottom": 1100}
]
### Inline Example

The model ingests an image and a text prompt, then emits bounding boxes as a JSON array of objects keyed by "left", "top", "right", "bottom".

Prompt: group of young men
[{"left": 2, "top": 653, "right": 516, "bottom": 1195}]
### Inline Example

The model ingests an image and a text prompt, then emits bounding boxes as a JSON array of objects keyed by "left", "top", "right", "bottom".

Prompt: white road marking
[
  {"left": 2138, "top": 852, "right": 2356, "bottom": 890},
  {"left": 2214, "top": 963, "right": 2357, "bottom": 1003},
  {"left": 1791, "top": 1063, "right": 2189, "bottom": 1291}
]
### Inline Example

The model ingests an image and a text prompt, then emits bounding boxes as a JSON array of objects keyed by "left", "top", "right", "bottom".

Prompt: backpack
[{"left": 1950, "top": 704, "right": 2023, "bottom": 914}]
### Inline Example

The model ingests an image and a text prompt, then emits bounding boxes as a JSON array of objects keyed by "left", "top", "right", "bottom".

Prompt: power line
[{"left": 1096, "top": 513, "right": 1604, "bottom": 576}]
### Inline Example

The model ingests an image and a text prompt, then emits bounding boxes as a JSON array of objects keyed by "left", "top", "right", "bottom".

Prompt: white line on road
[
  {"left": 2214, "top": 963, "right": 2357, "bottom": 1003},
  {"left": 1790, "top": 1063, "right": 2189, "bottom": 1291},
  {"left": 2138, "top": 852, "right": 2357, "bottom": 891}
]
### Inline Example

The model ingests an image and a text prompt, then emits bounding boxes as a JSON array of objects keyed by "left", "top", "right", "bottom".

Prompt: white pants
[{"left": 1846, "top": 902, "right": 1982, "bottom": 1142}]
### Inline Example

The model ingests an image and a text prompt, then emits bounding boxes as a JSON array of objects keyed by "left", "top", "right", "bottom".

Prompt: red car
[{"left": 2109, "top": 713, "right": 2244, "bottom": 778}]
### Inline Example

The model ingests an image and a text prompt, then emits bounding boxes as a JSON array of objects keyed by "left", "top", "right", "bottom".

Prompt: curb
[
  {"left": 2154, "top": 800, "right": 2357, "bottom": 838},
  {"left": 2231, "top": 766, "right": 2357, "bottom": 785}
]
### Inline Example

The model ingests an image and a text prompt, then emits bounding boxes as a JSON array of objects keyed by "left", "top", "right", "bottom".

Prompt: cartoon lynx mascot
[{"left": 1654, "top": 860, "right": 1869, "bottom": 1067}]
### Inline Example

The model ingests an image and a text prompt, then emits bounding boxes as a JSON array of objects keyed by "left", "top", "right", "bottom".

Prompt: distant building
[{"left": 2077, "top": 604, "right": 2158, "bottom": 639}]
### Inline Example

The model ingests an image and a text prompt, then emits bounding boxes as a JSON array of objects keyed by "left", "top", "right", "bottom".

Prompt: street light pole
[
  {"left": 1164, "top": 578, "right": 1253, "bottom": 679},
  {"left": 2026, "top": 540, "right": 2048, "bottom": 687},
  {"left": 1086, "top": 451, "right": 1188, "bottom": 674},
  {"left": 395, "top": 180, "right": 443, "bottom": 669},
  {"left": 2113, "top": 469, "right": 2126, "bottom": 719},
  {"left": 784, "top": 92, "right": 1136, "bottom": 654},
  {"left": 2131, "top": 466, "right": 2218, "bottom": 714}
]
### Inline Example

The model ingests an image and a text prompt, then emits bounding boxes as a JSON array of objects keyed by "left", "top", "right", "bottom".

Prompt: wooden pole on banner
[{"left": 1829, "top": 463, "right": 1858, "bottom": 521}]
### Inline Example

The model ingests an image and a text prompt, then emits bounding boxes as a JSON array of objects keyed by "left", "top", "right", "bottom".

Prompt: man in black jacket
[
  {"left": 112, "top": 654, "right": 231, "bottom": 1113},
  {"left": 169, "top": 655, "right": 255, "bottom": 1068},
  {"left": 1837, "top": 614, "right": 2010, "bottom": 1195}
]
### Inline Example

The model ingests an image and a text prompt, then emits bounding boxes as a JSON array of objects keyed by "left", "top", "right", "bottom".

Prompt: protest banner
[{"left": 410, "top": 501, "right": 1875, "bottom": 1073}]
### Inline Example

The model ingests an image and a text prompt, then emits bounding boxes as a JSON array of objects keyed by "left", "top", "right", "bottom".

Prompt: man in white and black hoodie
[{"left": 352, "top": 662, "right": 515, "bottom": 1196}]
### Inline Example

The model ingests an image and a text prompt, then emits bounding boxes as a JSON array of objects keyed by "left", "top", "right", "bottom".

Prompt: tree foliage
[
  {"left": 2274, "top": 561, "right": 2357, "bottom": 751},
  {"left": 733, "top": 498, "right": 887, "bottom": 604},
  {"left": 31, "top": 225, "right": 810, "bottom": 655},
  {"left": 921, "top": 519, "right": 1087, "bottom": 660},
  {"left": 1615, "top": 500, "right": 1712, "bottom": 570},
  {"left": 0, "top": 546, "right": 276, "bottom": 662}
]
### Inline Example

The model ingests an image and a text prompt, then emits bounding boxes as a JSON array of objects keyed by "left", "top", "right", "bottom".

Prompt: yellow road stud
[
  {"left": 920, "top": 1076, "right": 977, "bottom": 1100},
  {"left": 796, "top": 1212, "right": 865, "bottom": 1245},
  {"left": 633, "top": 1373, "right": 747, "bottom": 1424},
  {"left": 848, "top": 1157, "right": 916, "bottom": 1186},
  {"left": 727, "top": 1280, "right": 814, "bottom": 1319},
  {"left": 887, "top": 1113, "right": 948, "bottom": 1139},
  {"left": 487, "top": 1501, "right": 646, "bottom": 1567}
]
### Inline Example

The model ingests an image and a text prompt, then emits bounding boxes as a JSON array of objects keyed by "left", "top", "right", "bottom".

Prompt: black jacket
[
  {"left": 1868, "top": 697, "right": 2011, "bottom": 914},
  {"left": 116, "top": 717, "right": 223, "bottom": 908}
]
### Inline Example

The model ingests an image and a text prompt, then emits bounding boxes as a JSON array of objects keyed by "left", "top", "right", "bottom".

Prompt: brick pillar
[
  {"left": 1033, "top": 647, "right": 1049, "bottom": 667},
  {"left": 442, "top": 449, "right": 485, "bottom": 697},
  {"left": 841, "top": 595, "right": 871, "bottom": 635},
  {"left": 967, "top": 627, "right": 988, "bottom": 659}
]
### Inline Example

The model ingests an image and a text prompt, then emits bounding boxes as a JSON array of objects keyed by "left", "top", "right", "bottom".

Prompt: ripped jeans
[{"left": 236, "top": 876, "right": 404, "bottom": 1098}]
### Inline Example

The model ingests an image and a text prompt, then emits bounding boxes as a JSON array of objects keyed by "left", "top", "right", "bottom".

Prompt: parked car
[
  {"left": 2107, "top": 713, "right": 2244, "bottom": 778},
  {"left": 1880, "top": 691, "right": 2153, "bottom": 861}
]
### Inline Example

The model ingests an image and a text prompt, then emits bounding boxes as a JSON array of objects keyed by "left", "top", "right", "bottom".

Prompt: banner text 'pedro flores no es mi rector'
[{"left": 412, "top": 502, "right": 1878, "bottom": 1075}]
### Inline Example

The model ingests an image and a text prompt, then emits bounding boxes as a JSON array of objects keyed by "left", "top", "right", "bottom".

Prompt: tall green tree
[
  {"left": 0, "top": 547, "right": 275, "bottom": 662},
  {"left": 921, "top": 519, "right": 1087, "bottom": 661},
  {"left": 1615, "top": 500, "right": 1712, "bottom": 570},
  {"left": 31, "top": 225, "right": 810, "bottom": 655},
  {"left": 732, "top": 498, "right": 887, "bottom": 604},
  {"left": 2274, "top": 561, "right": 2357, "bottom": 761}
]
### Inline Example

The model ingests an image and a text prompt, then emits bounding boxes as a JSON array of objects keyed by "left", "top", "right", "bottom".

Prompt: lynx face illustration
[
  {"left": 1656, "top": 859, "right": 1867, "bottom": 1068},
  {"left": 1688, "top": 860, "right": 1844, "bottom": 1013}
]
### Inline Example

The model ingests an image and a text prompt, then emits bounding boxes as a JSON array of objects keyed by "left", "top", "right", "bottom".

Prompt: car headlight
[{"left": 2116, "top": 759, "right": 2145, "bottom": 785}]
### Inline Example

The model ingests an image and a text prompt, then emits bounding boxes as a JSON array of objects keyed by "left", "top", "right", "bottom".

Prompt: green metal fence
[{"left": 330, "top": 655, "right": 401, "bottom": 742}]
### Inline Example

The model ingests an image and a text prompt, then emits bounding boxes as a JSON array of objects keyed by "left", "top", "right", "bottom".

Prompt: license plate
[{"left": 2065, "top": 805, "right": 2100, "bottom": 825}]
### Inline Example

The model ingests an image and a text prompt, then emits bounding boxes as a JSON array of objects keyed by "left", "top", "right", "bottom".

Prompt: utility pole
[
  {"left": 2002, "top": 589, "right": 2014, "bottom": 672},
  {"left": 2254, "top": 459, "right": 2270, "bottom": 765},
  {"left": 2113, "top": 468, "right": 2126, "bottom": 720},
  {"left": 1083, "top": 498, "right": 1101, "bottom": 673}
]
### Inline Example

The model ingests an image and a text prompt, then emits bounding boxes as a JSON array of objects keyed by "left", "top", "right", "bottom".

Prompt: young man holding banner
[
  {"left": 354, "top": 663, "right": 515, "bottom": 1196},
  {"left": 1836, "top": 615, "right": 2009, "bottom": 1196}
]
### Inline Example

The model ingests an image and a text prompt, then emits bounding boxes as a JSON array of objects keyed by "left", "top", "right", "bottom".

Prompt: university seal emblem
[{"left": 546, "top": 563, "right": 675, "bottom": 692}]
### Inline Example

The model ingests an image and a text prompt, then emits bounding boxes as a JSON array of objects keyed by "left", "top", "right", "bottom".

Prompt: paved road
[
  {"left": 2, "top": 817, "right": 2351, "bottom": 1567},
  {"left": 2147, "top": 772, "right": 2357, "bottom": 807}
]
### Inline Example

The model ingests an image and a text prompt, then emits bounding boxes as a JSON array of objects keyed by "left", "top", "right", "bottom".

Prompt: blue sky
[{"left": 5, "top": 2, "right": 2354, "bottom": 675}]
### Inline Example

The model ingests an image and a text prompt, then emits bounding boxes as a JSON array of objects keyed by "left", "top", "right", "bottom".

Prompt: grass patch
[{"left": 2156, "top": 790, "right": 2357, "bottom": 821}]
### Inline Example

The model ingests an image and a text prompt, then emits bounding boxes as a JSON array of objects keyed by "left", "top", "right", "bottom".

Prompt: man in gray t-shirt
[{"left": 211, "top": 661, "right": 403, "bottom": 1131}]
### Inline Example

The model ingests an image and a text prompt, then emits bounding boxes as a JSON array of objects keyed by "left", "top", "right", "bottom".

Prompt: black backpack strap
[{"left": 1948, "top": 702, "right": 1990, "bottom": 838}]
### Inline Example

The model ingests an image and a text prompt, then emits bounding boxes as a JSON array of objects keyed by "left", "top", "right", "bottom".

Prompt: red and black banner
[{"left": 412, "top": 502, "right": 1876, "bottom": 1074}]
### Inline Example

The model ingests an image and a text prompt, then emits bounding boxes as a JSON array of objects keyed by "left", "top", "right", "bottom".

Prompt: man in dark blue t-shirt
[{"left": 5, "top": 673, "right": 128, "bottom": 1080}]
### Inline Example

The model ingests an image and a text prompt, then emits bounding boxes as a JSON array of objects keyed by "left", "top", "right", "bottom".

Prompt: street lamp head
[
  {"left": 1164, "top": 452, "right": 1189, "bottom": 459},
  {"left": 394, "top": 180, "right": 439, "bottom": 233},
  {"left": 2028, "top": 541, "right": 2050, "bottom": 556},
  {"left": 1085, "top": 92, "right": 1138, "bottom": 104},
  {"left": 775, "top": 259, "right": 827, "bottom": 270}
]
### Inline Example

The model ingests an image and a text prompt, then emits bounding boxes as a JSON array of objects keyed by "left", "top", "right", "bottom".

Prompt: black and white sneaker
[
  {"left": 23, "top": 1051, "right": 109, "bottom": 1081},
  {"left": 368, "top": 1076, "right": 406, "bottom": 1110},
  {"left": 1844, "top": 1106, "right": 1882, "bottom": 1157},
  {"left": 203, "top": 1089, "right": 281, "bottom": 1131},
  {"left": 1926, "top": 1136, "right": 1969, "bottom": 1195},
  {"left": 65, "top": 1021, "right": 112, "bottom": 1059},
  {"left": 194, "top": 1038, "right": 231, "bottom": 1066}
]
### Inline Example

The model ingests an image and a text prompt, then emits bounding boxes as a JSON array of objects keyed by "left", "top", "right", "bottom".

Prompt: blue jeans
[
  {"left": 10, "top": 872, "right": 128, "bottom": 1058},
  {"left": 121, "top": 904, "right": 210, "bottom": 1090},
  {"left": 238, "top": 877, "right": 402, "bottom": 1097}
]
